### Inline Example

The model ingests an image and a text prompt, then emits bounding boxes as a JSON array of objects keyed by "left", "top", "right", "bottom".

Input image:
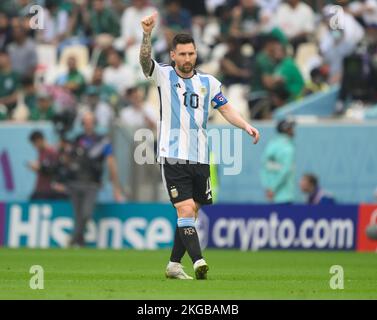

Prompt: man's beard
[{"left": 178, "top": 63, "right": 194, "bottom": 74}]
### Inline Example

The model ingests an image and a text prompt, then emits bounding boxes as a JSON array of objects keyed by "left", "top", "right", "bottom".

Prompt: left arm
[
  {"left": 107, "top": 155, "right": 125, "bottom": 202},
  {"left": 217, "top": 103, "right": 260, "bottom": 144}
]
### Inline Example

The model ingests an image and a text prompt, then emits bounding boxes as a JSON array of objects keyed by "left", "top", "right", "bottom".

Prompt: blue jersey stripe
[
  {"left": 199, "top": 76, "right": 210, "bottom": 163},
  {"left": 169, "top": 70, "right": 180, "bottom": 158},
  {"left": 157, "top": 86, "right": 162, "bottom": 159},
  {"left": 183, "top": 78, "right": 199, "bottom": 163}
]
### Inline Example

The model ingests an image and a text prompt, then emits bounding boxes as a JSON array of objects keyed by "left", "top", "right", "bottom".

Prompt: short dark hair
[
  {"left": 303, "top": 174, "right": 318, "bottom": 188},
  {"left": 171, "top": 33, "right": 196, "bottom": 49},
  {"left": 29, "top": 130, "right": 44, "bottom": 143}
]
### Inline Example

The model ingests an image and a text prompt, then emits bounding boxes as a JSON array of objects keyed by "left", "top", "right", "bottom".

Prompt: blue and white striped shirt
[{"left": 148, "top": 59, "right": 227, "bottom": 164}]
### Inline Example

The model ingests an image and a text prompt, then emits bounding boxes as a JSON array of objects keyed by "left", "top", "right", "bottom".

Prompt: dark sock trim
[{"left": 178, "top": 226, "right": 203, "bottom": 264}]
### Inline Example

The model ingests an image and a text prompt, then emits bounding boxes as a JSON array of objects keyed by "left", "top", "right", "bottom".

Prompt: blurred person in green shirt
[
  {"left": 56, "top": 55, "right": 86, "bottom": 99},
  {"left": 261, "top": 119, "right": 295, "bottom": 204},
  {"left": 90, "top": 0, "right": 120, "bottom": 37},
  {"left": 0, "top": 51, "right": 20, "bottom": 119},
  {"left": 262, "top": 41, "right": 305, "bottom": 108},
  {"left": 29, "top": 90, "right": 56, "bottom": 121}
]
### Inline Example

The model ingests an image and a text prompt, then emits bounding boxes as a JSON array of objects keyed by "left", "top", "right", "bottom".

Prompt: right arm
[{"left": 139, "top": 12, "right": 158, "bottom": 77}]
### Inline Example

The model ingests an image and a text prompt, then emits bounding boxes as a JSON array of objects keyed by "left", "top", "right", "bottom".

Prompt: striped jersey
[{"left": 148, "top": 59, "right": 227, "bottom": 164}]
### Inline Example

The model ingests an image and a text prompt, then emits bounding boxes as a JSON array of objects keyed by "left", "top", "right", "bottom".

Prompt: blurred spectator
[
  {"left": 300, "top": 173, "right": 335, "bottom": 205},
  {"left": 78, "top": 85, "right": 114, "bottom": 127},
  {"left": 29, "top": 90, "right": 56, "bottom": 121},
  {"left": 89, "top": 0, "right": 120, "bottom": 37},
  {"left": 304, "top": 66, "right": 330, "bottom": 95},
  {"left": 28, "top": 130, "right": 68, "bottom": 200},
  {"left": 274, "top": 0, "right": 315, "bottom": 53},
  {"left": 349, "top": 0, "right": 377, "bottom": 28},
  {"left": 65, "top": 111, "right": 124, "bottom": 247},
  {"left": 56, "top": 55, "right": 86, "bottom": 99},
  {"left": 112, "top": 0, "right": 129, "bottom": 19},
  {"left": 230, "top": 0, "right": 264, "bottom": 43},
  {"left": 334, "top": 44, "right": 377, "bottom": 114},
  {"left": 0, "top": 1, "right": 17, "bottom": 16},
  {"left": 257, "top": 0, "right": 281, "bottom": 16},
  {"left": 66, "top": 0, "right": 91, "bottom": 41},
  {"left": 214, "top": 4, "right": 234, "bottom": 42},
  {"left": 0, "top": 12, "right": 12, "bottom": 51},
  {"left": 263, "top": 41, "right": 305, "bottom": 108},
  {"left": 120, "top": 86, "right": 157, "bottom": 130},
  {"left": 181, "top": 0, "right": 207, "bottom": 17},
  {"left": 261, "top": 119, "right": 295, "bottom": 204},
  {"left": 250, "top": 35, "right": 278, "bottom": 92},
  {"left": 0, "top": 51, "right": 20, "bottom": 119},
  {"left": 14, "top": 0, "right": 35, "bottom": 18},
  {"left": 163, "top": 0, "right": 192, "bottom": 46},
  {"left": 38, "top": 0, "right": 69, "bottom": 45},
  {"left": 320, "top": 4, "right": 365, "bottom": 84},
  {"left": 120, "top": 0, "right": 158, "bottom": 50},
  {"left": 248, "top": 35, "right": 279, "bottom": 119},
  {"left": 89, "top": 67, "right": 119, "bottom": 107},
  {"left": 103, "top": 49, "right": 135, "bottom": 95},
  {"left": 21, "top": 76, "right": 37, "bottom": 111},
  {"left": 7, "top": 24, "right": 37, "bottom": 78},
  {"left": 220, "top": 37, "right": 251, "bottom": 86}
]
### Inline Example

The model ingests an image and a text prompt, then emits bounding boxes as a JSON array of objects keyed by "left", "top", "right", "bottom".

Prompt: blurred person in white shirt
[
  {"left": 349, "top": 0, "right": 377, "bottom": 28},
  {"left": 320, "top": 4, "right": 365, "bottom": 83},
  {"left": 120, "top": 0, "right": 159, "bottom": 50},
  {"left": 274, "top": 0, "right": 315, "bottom": 53},
  {"left": 103, "top": 49, "right": 136, "bottom": 95},
  {"left": 120, "top": 86, "right": 157, "bottom": 131}
]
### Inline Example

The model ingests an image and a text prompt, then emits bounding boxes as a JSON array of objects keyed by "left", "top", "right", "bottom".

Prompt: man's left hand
[
  {"left": 245, "top": 124, "right": 260, "bottom": 144},
  {"left": 113, "top": 188, "right": 126, "bottom": 203}
]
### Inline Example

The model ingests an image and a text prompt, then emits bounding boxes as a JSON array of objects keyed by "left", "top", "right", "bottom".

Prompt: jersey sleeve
[
  {"left": 147, "top": 59, "right": 163, "bottom": 84},
  {"left": 210, "top": 76, "right": 228, "bottom": 109}
]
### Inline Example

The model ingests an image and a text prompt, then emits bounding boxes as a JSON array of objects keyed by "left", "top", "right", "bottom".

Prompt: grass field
[{"left": 0, "top": 248, "right": 376, "bottom": 299}]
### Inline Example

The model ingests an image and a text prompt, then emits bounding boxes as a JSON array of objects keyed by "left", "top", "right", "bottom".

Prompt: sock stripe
[{"left": 177, "top": 217, "right": 195, "bottom": 227}]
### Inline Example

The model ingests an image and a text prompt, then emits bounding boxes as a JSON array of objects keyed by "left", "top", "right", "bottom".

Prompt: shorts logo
[
  {"left": 184, "top": 227, "right": 196, "bottom": 235},
  {"left": 170, "top": 186, "right": 178, "bottom": 198}
]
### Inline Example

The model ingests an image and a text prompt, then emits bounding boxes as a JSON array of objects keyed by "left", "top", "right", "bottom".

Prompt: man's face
[
  {"left": 12, "top": 26, "right": 25, "bottom": 42},
  {"left": 286, "top": 127, "right": 295, "bottom": 137},
  {"left": 129, "top": 89, "right": 144, "bottom": 107},
  {"left": 38, "top": 97, "right": 51, "bottom": 111},
  {"left": 241, "top": 0, "right": 255, "bottom": 9},
  {"left": 170, "top": 43, "right": 197, "bottom": 75},
  {"left": 300, "top": 177, "right": 312, "bottom": 194},
  {"left": 93, "top": 0, "right": 105, "bottom": 12},
  {"left": 32, "top": 138, "right": 44, "bottom": 151},
  {"left": 133, "top": 0, "right": 146, "bottom": 9},
  {"left": 67, "top": 57, "right": 77, "bottom": 71},
  {"left": 107, "top": 52, "right": 121, "bottom": 67},
  {"left": 92, "top": 68, "right": 103, "bottom": 84},
  {"left": 0, "top": 13, "right": 8, "bottom": 30},
  {"left": 82, "top": 113, "right": 95, "bottom": 134},
  {"left": 272, "top": 42, "right": 285, "bottom": 62},
  {"left": 0, "top": 53, "right": 9, "bottom": 69},
  {"left": 287, "top": 0, "right": 300, "bottom": 7}
]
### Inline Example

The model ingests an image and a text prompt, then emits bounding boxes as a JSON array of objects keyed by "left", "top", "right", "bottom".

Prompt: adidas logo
[{"left": 174, "top": 83, "right": 181, "bottom": 88}]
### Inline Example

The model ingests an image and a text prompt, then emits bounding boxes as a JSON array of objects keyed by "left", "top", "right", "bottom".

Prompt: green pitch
[{"left": 0, "top": 248, "right": 376, "bottom": 299}]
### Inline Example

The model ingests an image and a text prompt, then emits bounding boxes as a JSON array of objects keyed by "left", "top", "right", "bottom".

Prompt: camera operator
[
  {"left": 66, "top": 111, "right": 124, "bottom": 247},
  {"left": 28, "top": 130, "right": 68, "bottom": 200}
]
